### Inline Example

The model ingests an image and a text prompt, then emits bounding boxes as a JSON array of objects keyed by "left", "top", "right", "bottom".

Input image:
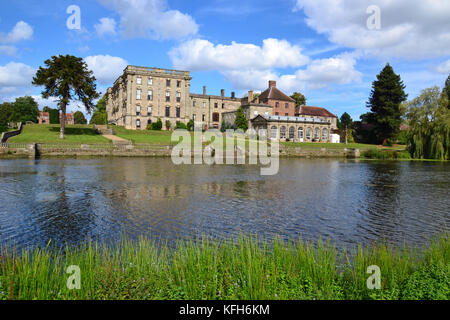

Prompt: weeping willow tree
[{"left": 405, "top": 86, "right": 450, "bottom": 160}]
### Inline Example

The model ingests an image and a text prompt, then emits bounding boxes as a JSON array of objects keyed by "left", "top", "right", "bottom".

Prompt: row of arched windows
[{"left": 270, "top": 126, "right": 329, "bottom": 141}]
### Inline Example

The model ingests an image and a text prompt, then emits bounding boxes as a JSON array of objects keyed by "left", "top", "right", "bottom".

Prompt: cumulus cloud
[
  {"left": 0, "top": 21, "right": 33, "bottom": 43},
  {"left": 293, "top": 0, "right": 450, "bottom": 59},
  {"left": 436, "top": 60, "right": 450, "bottom": 74},
  {"left": 97, "top": 0, "right": 198, "bottom": 39},
  {"left": 169, "top": 38, "right": 309, "bottom": 71},
  {"left": 0, "top": 62, "right": 35, "bottom": 87},
  {"left": 0, "top": 45, "right": 17, "bottom": 56},
  {"left": 95, "top": 18, "right": 117, "bottom": 37},
  {"left": 84, "top": 55, "right": 128, "bottom": 85}
]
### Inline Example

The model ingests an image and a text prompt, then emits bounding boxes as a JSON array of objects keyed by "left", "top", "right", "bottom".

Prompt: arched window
[
  {"left": 289, "top": 126, "right": 295, "bottom": 139},
  {"left": 314, "top": 128, "right": 320, "bottom": 140},
  {"left": 322, "top": 128, "right": 328, "bottom": 141},
  {"left": 280, "top": 126, "right": 286, "bottom": 139},
  {"left": 271, "top": 126, "right": 278, "bottom": 139},
  {"left": 298, "top": 127, "right": 304, "bottom": 140},
  {"left": 306, "top": 128, "right": 312, "bottom": 140}
]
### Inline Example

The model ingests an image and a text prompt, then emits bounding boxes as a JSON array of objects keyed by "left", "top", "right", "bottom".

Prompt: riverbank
[{"left": 0, "top": 234, "right": 448, "bottom": 300}]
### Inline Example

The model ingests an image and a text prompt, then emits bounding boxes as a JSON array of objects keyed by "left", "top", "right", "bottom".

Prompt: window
[
  {"left": 306, "top": 128, "right": 312, "bottom": 140},
  {"left": 222, "top": 103, "right": 225, "bottom": 109},
  {"left": 176, "top": 92, "right": 181, "bottom": 103},
  {"left": 275, "top": 112, "right": 279, "bottom": 116},
  {"left": 166, "top": 91, "right": 170, "bottom": 102},
  {"left": 212, "top": 112, "right": 219, "bottom": 122},
  {"left": 136, "top": 119, "right": 141, "bottom": 128},
  {"left": 276, "top": 102, "right": 279, "bottom": 108},
  {"left": 271, "top": 126, "right": 278, "bottom": 139},
  {"left": 203, "top": 102, "right": 206, "bottom": 108},
  {"left": 202, "top": 114, "right": 206, "bottom": 121},
  {"left": 322, "top": 128, "right": 328, "bottom": 141},
  {"left": 254, "top": 111, "right": 258, "bottom": 116},
  {"left": 214, "top": 102, "right": 218, "bottom": 108},
  {"left": 298, "top": 127, "right": 304, "bottom": 139},
  {"left": 148, "top": 78, "right": 153, "bottom": 85},
  {"left": 136, "top": 105, "right": 141, "bottom": 116},
  {"left": 147, "top": 106, "right": 152, "bottom": 116},
  {"left": 136, "top": 76, "right": 142, "bottom": 85},
  {"left": 148, "top": 90, "right": 153, "bottom": 101},
  {"left": 280, "top": 126, "right": 286, "bottom": 139},
  {"left": 147, "top": 119, "right": 152, "bottom": 125},
  {"left": 166, "top": 79, "right": 171, "bottom": 87},
  {"left": 193, "top": 100, "right": 196, "bottom": 107},
  {"left": 289, "top": 126, "right": 295, "bottom": 139},
  {"left": 176, "top": 107, "right": 180, "bottom": 118},
  {"left": 314, "top": 128, "right": 320, "bottom": 140},
  {"left": 177, "top": 80, "right": 181, "bottom": 88},
  {"left": 165, "top": 106, "right": 170, "bottom": 117},
  {"left": 285, "top": 103, "right": 289, "bottom": 109},
  {"left": 193, "top": 114, "right": 196, "bottom": 121},
  {"left": 285, "top": 113, "right": 288, "bottom": 116},
  {"left": 136, "top": 89, "right": 141, "bottom": 100}
]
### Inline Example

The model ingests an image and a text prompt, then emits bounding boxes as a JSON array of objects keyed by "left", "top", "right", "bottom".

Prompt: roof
[
  {"left": 296, "top": 106, "right": 337, "bottom": 118},
  {"left": 251, "top": 114, "right": 331, "bottom": 124},
  {"left": 258, "top": 87, "right": 295, "bottom": 103}
]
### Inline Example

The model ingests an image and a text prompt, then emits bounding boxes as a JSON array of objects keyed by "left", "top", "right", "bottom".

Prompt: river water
[{"left": 0, "top": 158, "right": 448, "bottom": 250}]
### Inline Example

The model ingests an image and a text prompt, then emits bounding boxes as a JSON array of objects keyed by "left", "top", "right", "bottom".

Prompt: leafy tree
[
  {"left": 90, "top": 95, "right": 108, "bottom": 125},
  {"left": 366, "top": 63, "right": 407, "bottom": 144},
  {"left": 235, "top": 107, "right": 248, "bottom": 131},
  {"left": 32, "top": 55, "right": 99, "bottom": 139},
  {"left": 340, "top": 112, "right": 353, "bottom": 144},
  {"left": 444, "top": 75, "right": 450, "bottom": 109},
  {"left": 151, "top": 118, "right": 162, "bottom": 131},
  {"left": 73, "top": 111, "right": 87, "bottom": 124},
  {"left": 0, "top": 102, "right": 12, "bottom": 127},
  {"left": 9, "top": 96, "right": 39, "bottom": 123},
  {"left": 42, "top": 106, "right": 60, "bottom": 124},
  {"left": 290, "top": 92, "right": 306, "bottom": 107},
  {"left": 405, "top": 86, "right": 449, "bottom": 160},
  {"left": 186, "top": 119, "right": 194, "bottom": 131}
]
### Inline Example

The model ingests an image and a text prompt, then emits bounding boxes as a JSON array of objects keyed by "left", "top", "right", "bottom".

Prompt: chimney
[
  {"left": 221, "top": 89, "right": 225, "bottom": 97},
  {"left": 203, "top": 86, "right": 206, "bottom": 96},
  {"left": 231, "top": 92, "right": 235, "bottom": 99},
  {"left": 248, "top": 90, "right": 254, "bottom": 103},
  {"left": 269, "top": 80, "right": 276, "bottom": 88}
]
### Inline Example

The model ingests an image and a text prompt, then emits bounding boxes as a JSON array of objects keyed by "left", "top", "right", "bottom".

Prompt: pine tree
[
  {"left": 235, "top": 107, "right": 248, "bottom": 131},
  {"left": 366, "top": 63, "right": 407, "bottom": 144}
]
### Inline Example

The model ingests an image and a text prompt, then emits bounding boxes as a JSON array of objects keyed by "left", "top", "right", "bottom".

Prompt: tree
[
  {"left": 290, "top": 92, "right": 306, "bottom": 107},
  {"left": 444, "top": 75, "right": 450, "bottom": 109},
  {"left": 340, "top": 112, "right": 353, "bottom": 144},
  {"left": 42, "top": 106, "right": 60, "bottom": 124},
  {"left": 186, "top": 119, "right": 194, "bottom": 131},
  {"left": 90, "top": 94, "right": 108, "bottom": 125},
  {"left": 235, "top": 107, "right": 248, "bottom": 131},
  {"left": 73, "top": 111, "right": 87, "bottom": 124},
  {"left": 405, "top": 86, "right": 449, "bottom": 160},
  {"left": 165, "top": 120, "right": 172, "bottom": 130},
  {"left": 366, "top": 63, "right": 407, "bottom": 144},
  {"left": 151, "top": 118, "right": 162, "bottom": 130},
  {"left": 0, "top": 102, "right": 12, "bottom": 127},
  {"left": 32, "top": 55, "right": 99, "bottom": 139},
  {"left": 9, "top": 96, "right": 39, "bottom": 123}
]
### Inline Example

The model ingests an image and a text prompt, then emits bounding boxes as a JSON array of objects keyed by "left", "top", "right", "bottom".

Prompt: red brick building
[
  {"left": 257, "top": 81, "right": 296, "bottom": 117},
  {"left": 60, "top": 112, "right": 75, "bottom": 125},
  {"left": 37, "top": 111, "right": 50, "bottom": 124}
]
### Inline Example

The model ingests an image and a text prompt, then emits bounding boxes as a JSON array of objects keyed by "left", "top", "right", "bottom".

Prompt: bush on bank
[{"left": 0, "top": 234, "right": 448, "bottom": 300}]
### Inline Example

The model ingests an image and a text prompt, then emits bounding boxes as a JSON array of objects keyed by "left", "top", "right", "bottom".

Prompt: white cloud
[
  {"left": 0, "top": 21, "right": 33, "bottom": 43},
  {"left": 97, "top": 0, "right": 198, "bottom": 39},
  {"left": 436, "top": 60, "right": 450, "bottom": 74},
  {"left": 0, "top": 45, "right": 17, "bottom": 56},
  {"left": 293, "top": 0, "right": 450, "bottom": 59},
  {"left": 95, "top": 18, "right": 117, "bottom": 37},
  {"left": 0, "top": 62, "right": 35, "bottom": 88},
  {"left": 170, "top": 38, "right": 310, "bottom": 71},
  {"left": 84, "top": 55, "right": 128, "bottom": 85}
]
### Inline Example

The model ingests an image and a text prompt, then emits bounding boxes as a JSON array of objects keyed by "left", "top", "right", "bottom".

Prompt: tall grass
[{"left": 0, "top": 234, "right": 448, "bottom": 300}]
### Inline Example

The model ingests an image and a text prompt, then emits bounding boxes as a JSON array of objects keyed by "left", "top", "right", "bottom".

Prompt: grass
[
  {"left": 362, "top": 149, "right": 412, "bottom": 160},
  {"left": 113, "top": 126, "right": 174, "bottom": 145},
  {"left": 8, "top": 124, "right": 111, "bottom": 144},
  {"left": 0, "top": 234, "right": 448, "bottom": 300}
]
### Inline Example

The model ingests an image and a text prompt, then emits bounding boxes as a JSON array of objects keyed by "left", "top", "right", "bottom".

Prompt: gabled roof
[
  {"left": 296, "top": 106, "right": 337, "bottom": 118},
  {"left": 258, "top": 87, "right": 295, "bottom": 103}
]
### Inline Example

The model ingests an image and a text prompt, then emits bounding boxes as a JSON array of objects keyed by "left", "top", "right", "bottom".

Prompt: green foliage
[
  {"left": 175, "top": 121, "right": 187, "bottom": 130},
  {"left": 444, "top": 75, "right": 450, "bottom": 109},
  {"left": 90, "top": 95, "right": 108, "bottom": 125},
  {"left": 0, "top": 102, "right": 12, "bottom": 127},
  {"left": 0, "top": 126, "right": 7, "bottom": 133},
  {"left": 290, "top": 92, "right": 306, "bottom": 107},
  {"left": 366, "top": 63, "right": 408, "bottom": 144},
  {"left": 151, "top": 118, "right": 163, "bottom": 131},
  {"left": 73, "top": 111, "right": 87, "bottom": 124},
  {"left": 42, "top": 106, "right": 60, "bottom": 124},
  {"left": 340, "top": 112, "right": 353, "bottom": 128},
  {"left": 235, "top": 107, "right": 248, "bottom": 131},
  {"left": 32, "top": 55, "right": 99, "bottom": 138},
  {"left": 362, "top": 149, "right": 411, "bottom": 159},
  {"left": 405, "top": 86, "right": 450, "bottom": 160},
  {"left": 186, "top": 120, "right": 194, "bottom": 131},
  {"left": 165, "top": 120, "right": 172, "bottom": 130},
  {"left": 9, "top": 96, "right": 39, "bottom": 123}
]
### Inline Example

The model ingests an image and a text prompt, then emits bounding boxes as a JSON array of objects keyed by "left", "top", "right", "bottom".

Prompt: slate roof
[
  {"left": 296, "top": 106, "right": 337, "bottom": 118},
  {"left": 258, "top": 87, "right": 295, "bottom": 103}
]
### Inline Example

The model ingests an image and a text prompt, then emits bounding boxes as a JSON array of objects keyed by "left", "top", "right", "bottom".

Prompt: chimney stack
[
  {"left": 221, "top": 89, "right": 225, "bottom": 97},
  {"left": 269, "top": 80, "right": 277, "bottom": 88},
  {"left": 231, "top": 92, "right": 235, "bottom": 99},
  {"left": 203, "top": 86, "right": 206, "bottom": 96},
  {"left": 248, "top": 90, "right": 254, "bottom": 103}
]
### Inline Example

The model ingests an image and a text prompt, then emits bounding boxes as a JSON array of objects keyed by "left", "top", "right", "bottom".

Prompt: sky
[{"left": 0, "top": 0, "right": 449, "bottom": 120}]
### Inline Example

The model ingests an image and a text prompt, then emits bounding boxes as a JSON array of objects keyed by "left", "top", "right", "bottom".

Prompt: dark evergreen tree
[
  {"left": 366, "top": 63, "right": 407, "bottom": 144},
  {"left": 0, "top": 102, "right": 12, "bottom": 127},
  {"left": 235, "top": 107, "right": 248, "bottom": 131}
]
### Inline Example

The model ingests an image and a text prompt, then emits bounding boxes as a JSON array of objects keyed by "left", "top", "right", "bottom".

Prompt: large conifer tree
[{"left": 366, "top": 63, "right": 407, "bottom": 144}]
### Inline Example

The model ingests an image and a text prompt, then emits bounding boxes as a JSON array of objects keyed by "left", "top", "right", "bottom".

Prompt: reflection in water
[{"left": 0, "top": 158, "right": 448, "bottom": 250}]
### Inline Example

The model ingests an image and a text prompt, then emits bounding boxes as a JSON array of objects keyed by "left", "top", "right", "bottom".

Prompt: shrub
[
  {"left": 0, "top": 125, "right": 7, "bottom": 133},
  {"left": 176, "top": 121, "right": 187, "bottom": 130},
  {"left": 187, "top": 120, "right": 194, "bottom": 131},
  {"left": 165, "top": 120, "right": 172, "bottom": 130},
  {"left": 151, "top": 119, "right": 162, "bottom": 130}
]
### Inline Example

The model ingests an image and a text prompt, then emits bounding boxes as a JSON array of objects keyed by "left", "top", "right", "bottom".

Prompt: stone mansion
[{"left": 106, "top": 66, "right": 338, "bottom": 142}]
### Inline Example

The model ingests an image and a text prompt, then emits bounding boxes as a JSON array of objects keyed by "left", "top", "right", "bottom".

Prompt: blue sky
[{"left": 1, "top": 0, "right": 449, "bottom": 120}]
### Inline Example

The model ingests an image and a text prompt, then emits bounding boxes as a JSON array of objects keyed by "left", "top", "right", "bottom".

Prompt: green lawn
[
  {"left": 113, "top": 126, "right": 174, "bottom": 145},
  {"left": 8, "top": 124, "right": 111, "bottom": 144}
]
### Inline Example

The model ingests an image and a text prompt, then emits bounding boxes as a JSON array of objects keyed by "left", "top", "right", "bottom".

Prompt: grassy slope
[
  {"left": 8, "top": 124, "right": 111, "bottom": 144},
  {"left": 0, "top": 234, "right": 448, "bottom": 300},
  {"left": 113, "top": 126, "right": 173, "bottom": 145}
]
